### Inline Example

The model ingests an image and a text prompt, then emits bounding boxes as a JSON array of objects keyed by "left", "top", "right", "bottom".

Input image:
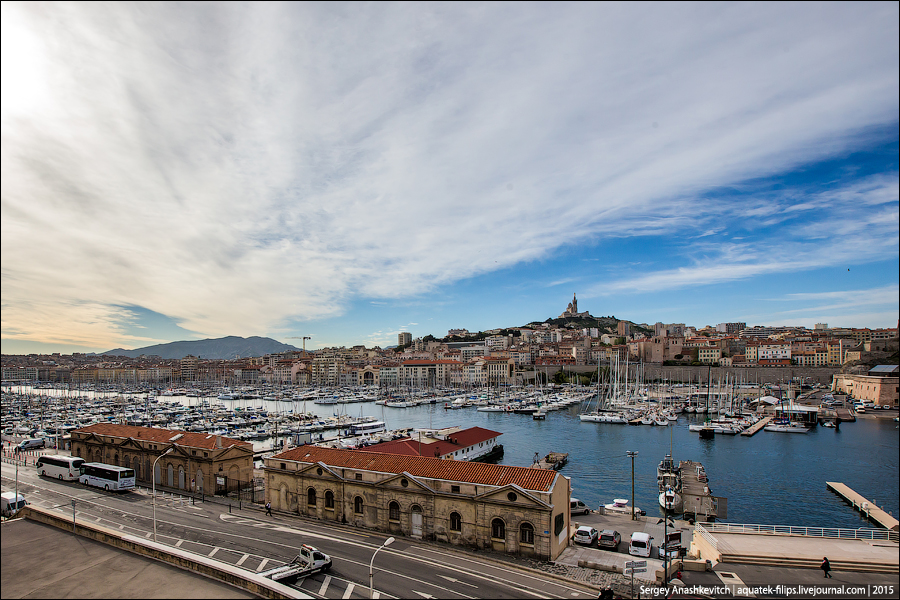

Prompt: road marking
[
  {"left": 175, "top": 540, "right": 184, "bottom": 547},
  {"left": 236, "top": 554, "right": 250, "bottom": 567},
  {"left": 438, "top": 575, "right": 478, "bottom": 588},
  {"left": 413, "top": 592, "right": 435, "bottom": 598},
  {"left": 342, "top": 583, "right": 355, "bottom": 599},
  {"left": 118, "top": 524, "right": 125, "bottom": 530},
  {"left": 208, "top": 547, "right": 219, "bottom": 558},
  {"left": 318, "top": 575, "right": 332, "bottom": 596},
  {"left": 256, "top": 558, "right": 269, "bottom": 572}
]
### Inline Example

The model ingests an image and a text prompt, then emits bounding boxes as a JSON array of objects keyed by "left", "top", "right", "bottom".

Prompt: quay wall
[
  {"left": 522, "top": 365, "right": 840, "bottom": 386},
  {"left": 11, "top": 506, "right": 309, "bottom": 599}
]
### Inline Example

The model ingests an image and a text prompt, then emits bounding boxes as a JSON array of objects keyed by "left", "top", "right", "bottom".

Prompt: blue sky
[{"left": 2, "top": 2, "right": 898, "bottom": 355}]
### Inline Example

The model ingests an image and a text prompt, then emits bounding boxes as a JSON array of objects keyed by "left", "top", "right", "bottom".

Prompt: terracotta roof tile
[
  {"left": 72, "top": 423, "right": 251, "bottom": 451},
  {"left": 271, "top": 445, "right": 557, "bottom": 492}
]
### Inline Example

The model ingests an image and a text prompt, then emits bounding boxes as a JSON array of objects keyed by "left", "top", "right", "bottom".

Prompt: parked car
[
  {"left": 598, "top": 529, "right": 621, "bottom": 550},
  {"left": 573, "top": 525, "right": 599, "bottom": 546},
  {"left": 570, "top": 498, "right": 590, "bottom": 515},
  {"left": 628, "top": 531, "right": 653, "bottom": 557}
]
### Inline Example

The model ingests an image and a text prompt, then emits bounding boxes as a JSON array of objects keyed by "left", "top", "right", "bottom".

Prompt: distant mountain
[{"left": 102, "top": 336, "right": 300, "bottom": 360}]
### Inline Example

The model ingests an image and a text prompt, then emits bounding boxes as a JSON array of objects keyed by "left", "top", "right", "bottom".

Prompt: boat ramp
[
  {"left": 679, "top": 460, "right": 726, "bottom": 522},
  {"left": 739, "top": 415, "right": 772, "bottom": 436},
  {"left": 826, "top": 482, "right": 899, "bottom": 531}
]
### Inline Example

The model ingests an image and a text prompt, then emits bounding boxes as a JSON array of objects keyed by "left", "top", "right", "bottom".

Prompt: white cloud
[{"left": 1, "top": 2, "right": 898, "bottom": 348}]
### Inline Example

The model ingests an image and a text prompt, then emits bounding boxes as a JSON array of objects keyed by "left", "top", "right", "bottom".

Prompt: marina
[{"left": 2, "top": 382, "right": 898, "bottom": 531}]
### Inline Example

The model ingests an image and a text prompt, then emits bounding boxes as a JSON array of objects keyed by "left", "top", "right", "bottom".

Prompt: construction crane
[{"left": 287, "top": 336, "right": 312, "bottom": 351}]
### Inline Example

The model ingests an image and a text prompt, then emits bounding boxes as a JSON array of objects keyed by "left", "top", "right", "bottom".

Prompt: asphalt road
[{"left": 2, "top": 459, "right": 599, "bottom": 600}]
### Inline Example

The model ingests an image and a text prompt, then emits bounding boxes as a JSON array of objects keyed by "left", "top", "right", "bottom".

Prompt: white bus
[
  {"left": 79, "top": 463, "right": 136, "bottom": 491},
  {"left": 36, "top": 455, "right": 85, "bottom": 481}
]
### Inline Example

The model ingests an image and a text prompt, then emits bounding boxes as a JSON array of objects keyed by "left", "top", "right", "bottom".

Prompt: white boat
[
  {"left": 764, "top": 421, "right": 809, "bottom": 433},
  {"left": 603, "top": 498, "right": 642, "bottom": 516},
  {"left": 579, "top": 412, "right": 628, "bottom": 424},
  {"left": 657, "top": 454, "right": 682, "bottom": 512}
]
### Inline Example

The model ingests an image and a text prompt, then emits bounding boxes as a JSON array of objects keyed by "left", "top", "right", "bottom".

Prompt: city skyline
[{"left": 2, "top": 3, "right": 898, "bottom": 356}]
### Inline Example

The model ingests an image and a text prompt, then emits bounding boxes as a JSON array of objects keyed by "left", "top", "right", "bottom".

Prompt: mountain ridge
[{"left": 102, "top": 336, "right": 299, "bottom": 360}]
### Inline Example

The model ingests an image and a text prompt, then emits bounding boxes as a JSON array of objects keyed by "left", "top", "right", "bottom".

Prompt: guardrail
[{"left": 699, "top": 522, "right": 899, "bottom": 542}]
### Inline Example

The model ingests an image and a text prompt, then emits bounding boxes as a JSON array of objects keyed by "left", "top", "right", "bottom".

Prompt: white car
[{"left": 573, "top": 525, "right": 598, "bottom": 546}]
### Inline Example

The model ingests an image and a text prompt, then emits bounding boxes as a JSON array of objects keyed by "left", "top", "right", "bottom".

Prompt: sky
[{"left": 1, "top": 2, "right": 898, "bottom": 355}]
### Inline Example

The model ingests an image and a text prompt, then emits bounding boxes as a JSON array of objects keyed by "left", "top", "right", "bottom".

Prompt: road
[{"left": 2, "top": 459, "right": 598, "bottom": 599}]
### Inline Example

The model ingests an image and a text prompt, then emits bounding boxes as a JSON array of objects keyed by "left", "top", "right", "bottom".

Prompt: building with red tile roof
[
  {"left": 264, "top": 445, "right": 570, "bottom": 560},
  {"left": 364, "top": 426, "right": 503, "bottom": 461},
  {"left": 71, "top": 424, "right": 253, "bottom": 496}
]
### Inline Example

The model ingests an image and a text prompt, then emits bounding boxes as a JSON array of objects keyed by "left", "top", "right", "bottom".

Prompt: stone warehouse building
[
  {"left": 264, "top": 446, "right": 570, "bottom": 560},
  {"left": 70, "top": 424, "right": 254, "bottom": 495}
]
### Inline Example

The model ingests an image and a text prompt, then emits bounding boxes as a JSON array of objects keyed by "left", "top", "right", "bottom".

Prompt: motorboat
[
  {"left": 603, "top": 498, "right": 643, "bottom": 517},
  {"left": 764, "top": 421, "right": 809, "bottom": 433}
]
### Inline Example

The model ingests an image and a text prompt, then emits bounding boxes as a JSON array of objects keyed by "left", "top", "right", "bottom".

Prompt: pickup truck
[{"left": 259, "top": 544, "right": 332, "bottom": 584}]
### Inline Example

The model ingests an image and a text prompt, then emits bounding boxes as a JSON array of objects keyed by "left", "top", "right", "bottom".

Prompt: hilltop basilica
[{"left": 558, "top": 293, "right": 592, "bottom": 319}]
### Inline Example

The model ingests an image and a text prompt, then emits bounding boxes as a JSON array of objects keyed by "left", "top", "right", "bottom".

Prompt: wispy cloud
[{"left": 1, "top": 3, "right": 897, "bottom": 349}]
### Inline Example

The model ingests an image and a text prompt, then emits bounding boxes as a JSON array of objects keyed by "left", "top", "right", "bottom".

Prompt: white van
[
  {"left": 570, "top": 498, "right": 590, "bottom": 515},
  {"left": 1, "top": 492, "right": 27, "bottom": 517},
  {"left": 628, "top": 531, "right": 653, "bottom": 557},
  {"left": 18, "top": 438, "right": 45, "bottom": 450}
]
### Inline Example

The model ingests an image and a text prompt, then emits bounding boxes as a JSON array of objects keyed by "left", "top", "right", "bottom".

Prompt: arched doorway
[
  {"left": 410, "top": 505, "right": 423, "bottom": 538},
  {"left": 178, "top": 466, "right": 185, "bottom": 489},
  {"left": 167, "top": 464, "right": 174, "bottom": 487}
]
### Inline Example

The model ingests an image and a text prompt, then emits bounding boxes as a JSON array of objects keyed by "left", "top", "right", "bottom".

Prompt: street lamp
[
  {"left": 153, "top": 447, "right": 174, "bottom": 543},
  {"left": 368, "top": 536, "right": 395, "bottom": 599},
  {"left": 658, "top": 516, "right": 676, "bottom": 581},
  {"left": 626, "top": 451, "right": 638, "bottom": 520}
]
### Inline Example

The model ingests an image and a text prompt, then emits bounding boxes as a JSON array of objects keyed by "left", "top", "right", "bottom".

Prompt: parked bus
[
  {"left": 36, "top": 455, "right": 85, "bottom": 481},
  {"left": 79, "top": 463, "right": 136, "bottom": 491}
]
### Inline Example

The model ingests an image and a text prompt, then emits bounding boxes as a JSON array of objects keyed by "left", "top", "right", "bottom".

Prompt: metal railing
[{"left": 698, "top": 522, "right": 899, "bottom": 542}]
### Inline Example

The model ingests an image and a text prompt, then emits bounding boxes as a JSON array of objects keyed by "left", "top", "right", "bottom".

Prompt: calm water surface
[{"left": 296, "top": 400, "right": 899, "bottom": 529}]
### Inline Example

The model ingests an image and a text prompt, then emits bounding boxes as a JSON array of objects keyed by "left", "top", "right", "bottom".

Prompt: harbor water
[
  {"left": 6, "top": 386, "right": 899, "bottom": 530},
  {"left": 230, "top": 396, "right": 896, "bottom": 530}
]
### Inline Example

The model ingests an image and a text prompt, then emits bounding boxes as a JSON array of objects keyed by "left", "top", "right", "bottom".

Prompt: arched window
[
  {"left": 307, "top": 488, "right": 317, "bottom": 506},
  {"left": 389, "top": 501, "right": 400, "bottom": 521},
  {"left": 491, "top": 518, "right": 505, "bottom": 540},
  {"left": 354, "top": 496, "right": 364, "bottom": 514},
  {"left": 449, "top": 512, "right": 461, "bottom": 532},
  {"left": 520, "top": 522, "right": 535, "bottom": 545},
  {"left": 325, "top": 490, "right": 334, "bottom": 509}
]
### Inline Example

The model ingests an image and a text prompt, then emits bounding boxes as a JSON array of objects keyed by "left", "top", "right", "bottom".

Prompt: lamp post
[
  {"left": 658, "top": 515, "right": 675, "bottom": 581},
  {"left": 153, "top": 447, "right": 174, "bottom": 543},
  {"left": 626, "top": 451, "right": 638, "bottom": 520},
  {"left": 369, "top": 536, "right": 395, "bottom": 599}
]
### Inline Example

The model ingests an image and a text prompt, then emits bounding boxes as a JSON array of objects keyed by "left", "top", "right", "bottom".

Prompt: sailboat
[{"left": 657, "top": 454, "right": 682, "bottom": 511}]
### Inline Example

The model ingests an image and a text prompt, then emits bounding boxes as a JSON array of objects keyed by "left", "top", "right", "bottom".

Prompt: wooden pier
[
  {"left": 679, "top": 460, "right": 726, "bottom": 522},
  {"left": 740, "top": 416, "right": 772, "bottom": 436},
  {"left": 826, "top": 482, "right": 899, "bottom": 531}
]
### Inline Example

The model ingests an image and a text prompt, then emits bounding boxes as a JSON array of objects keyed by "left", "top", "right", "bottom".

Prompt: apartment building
[{"left": 399, "top": 360, "right": 459, "bottom": 387}]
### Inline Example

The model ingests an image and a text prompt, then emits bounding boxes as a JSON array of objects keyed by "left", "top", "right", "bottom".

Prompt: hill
[{"left": 102, "top": 336, "right": 299, "bottom": 360}]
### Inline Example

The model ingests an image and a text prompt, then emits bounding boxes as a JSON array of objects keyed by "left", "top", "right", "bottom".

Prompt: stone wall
[{"left": 520, "top": 365, "right": 841, "bottom": 385}]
